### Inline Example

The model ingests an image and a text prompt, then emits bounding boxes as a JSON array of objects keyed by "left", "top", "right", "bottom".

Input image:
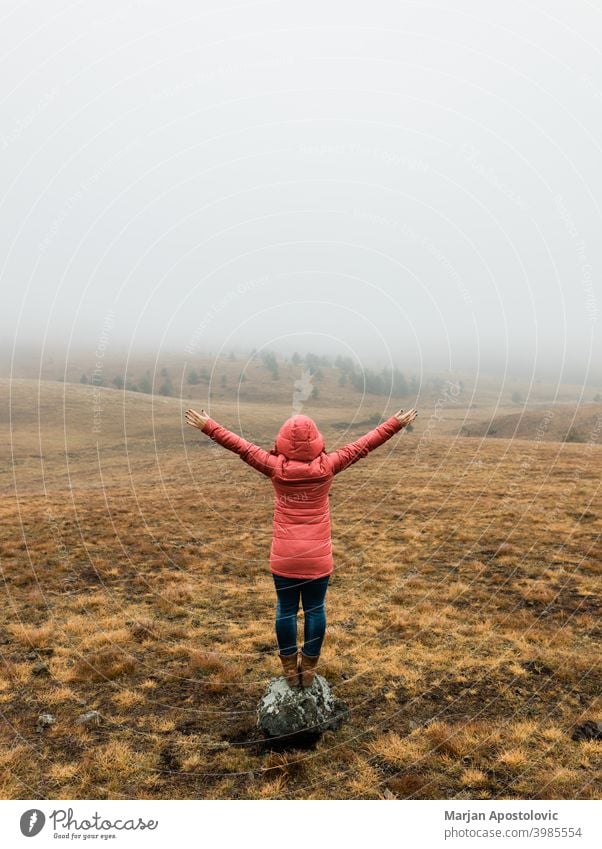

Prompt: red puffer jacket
[{"left": 201, "top": 413, "right": 404, "bottom": 579}]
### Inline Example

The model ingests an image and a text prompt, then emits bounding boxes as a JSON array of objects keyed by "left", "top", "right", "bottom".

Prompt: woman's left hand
[{"left": 185, "top": 408, "right": 210, "bottom": 430}]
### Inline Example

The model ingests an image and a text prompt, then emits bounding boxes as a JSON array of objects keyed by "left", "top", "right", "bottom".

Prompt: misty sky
[{"left": 1, "top": 0, "right": 601, "bottom": 382}]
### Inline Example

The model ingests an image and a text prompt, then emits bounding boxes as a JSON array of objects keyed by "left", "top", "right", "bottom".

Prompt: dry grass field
[{"left": 0, "top": 375, "right": 600, "bottom": 800}]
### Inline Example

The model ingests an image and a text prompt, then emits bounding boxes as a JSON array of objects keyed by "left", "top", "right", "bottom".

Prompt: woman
[{"left": 185, "top": 406, "right": 417, "bottom": 689}]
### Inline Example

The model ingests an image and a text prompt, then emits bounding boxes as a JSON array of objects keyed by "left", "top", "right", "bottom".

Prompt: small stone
[
  {"left": 36, "top": 713, "right": 55, "bottom": 732},
  {"left": 26, "top": 650, "right": 38, "bottom": 660},
  {"left": 31, "top": 662, "right": 50, "bottom": 677},
  {"left": 571, "top": 720, "right": 602, "bottom": 742},
  {"left": 75, "top": 710, "right": 102, "bottom": 727},
  {"left": 257, "top": 674, "right": 349, "bottom": 746}
]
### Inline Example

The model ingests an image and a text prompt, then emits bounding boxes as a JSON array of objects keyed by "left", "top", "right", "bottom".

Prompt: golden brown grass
[{"left": 0, "top": 380, "right": 600, "bottom": 799}]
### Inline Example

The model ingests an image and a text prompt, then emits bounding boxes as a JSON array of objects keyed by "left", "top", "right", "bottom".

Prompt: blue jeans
[{"left": 273, "top": 574, "right": 330, "bottom": 658}]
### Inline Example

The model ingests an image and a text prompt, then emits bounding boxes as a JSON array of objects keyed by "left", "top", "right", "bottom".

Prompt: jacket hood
[{"left": 273, "top": 415, "right": 325, "bottom": 462}]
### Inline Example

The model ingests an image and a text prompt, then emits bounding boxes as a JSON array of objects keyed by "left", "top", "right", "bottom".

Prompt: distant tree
[
  {"left": 311, "top": 386, "right": 320, "bottom": 399},
  {"left": 188, "top": 369, "right": 200, "bottom": 385},
  {"left": 139, "top": 373, "right": 153, "bottom": 394},
  {"left": 348, "top": 366, "right": 408, "bottom": 397},
  {"left": 335, "top": 355, "right": 356, "bottom": 375},
  {"left": 292, "top": 352, "right": 302, "bottom": 366},
  {"left": 80, "top": 373, "right": 88, "bottom": 384},
  {"left": 351, "top": 370, "right": 367, "bottom": 393},
  {"left": 126, "top": 380, "right": 139, "bottom": 392},
  {"left": 199, "top": 366, "right": 210, "bottom": 381},
  {"left": 594, "top": 392, "right": 602, "bottom": 403},
  {"left": 305, "top": 352, "right": 331, "bottom": 372},
  {"left": 220, "top": 374, "right": 228, "bottom": 388},
  {"left": 564, "top": 428, "right": 584, "bottom": 443},
  {"left": 511, "top": 391, "right": 523, "bottom": 404},
  {"left": 261, "top": 351, "right": 279, "bottom": 379},
  {"left": 159, "top": 378, "right": 173, "bottom": 396},
  {"left": 390, "top": 368, "right": 408, "bottom": 396},
  {"left": 228, "top": 351, "right": 236, "bottom": 361},
  {"left": 112, "top": 375, "right": 124, "bottom": 389},
  {"left": 239, "top": 371, "right": 247, "bottom": 383},
  {"left": 338, "top": 372, "right": 348, "bottom": 387},
  {"left": 351, "top": 368, "right": 384, "bottom": 394}
]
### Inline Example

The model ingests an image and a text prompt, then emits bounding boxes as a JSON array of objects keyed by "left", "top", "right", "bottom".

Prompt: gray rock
[
  {"left": 571, "top": 720, "right": 602, "bottom": 742},
  {"left": 31, "top": 662, "right": 50, "bottom": 677},
  {"left": 74, "top": 710, "right": 102, "bottom": 727},
  {"left": 257, "top": 675, "right": 348, "bottom": 746},
  {"left": 36, "top": 713, "right": 55, "bottom": 732}
]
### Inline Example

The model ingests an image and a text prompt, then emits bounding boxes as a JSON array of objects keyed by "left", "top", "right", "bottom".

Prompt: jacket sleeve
[
  {"left": 328, "top": 415, "right": 404, "bottom": 475},
  {"left": 201, "top": 417, "right": 277, "bottom": 478}
]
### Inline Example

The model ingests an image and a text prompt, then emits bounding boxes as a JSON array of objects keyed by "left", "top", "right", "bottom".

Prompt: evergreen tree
[
  {"left": 139, "top": 373, "right": 153, "bottom": 394},
  {"left": 261, "top": 351, "right": 279, "bottom": 379},
  {"left": 159, "top": 378, "right": 173, "bottom": 396}
]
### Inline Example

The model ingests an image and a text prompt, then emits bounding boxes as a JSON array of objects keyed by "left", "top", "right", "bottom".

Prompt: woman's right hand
[{"left": 394, "top": 408, "right": 418, "bottom": 427}]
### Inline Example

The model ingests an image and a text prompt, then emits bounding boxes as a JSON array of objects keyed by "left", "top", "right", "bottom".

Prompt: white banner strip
[{"left": 0, "top": 799, "right": 599, "bottom": 848}]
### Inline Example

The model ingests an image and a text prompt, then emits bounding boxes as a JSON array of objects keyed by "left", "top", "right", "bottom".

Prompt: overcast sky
[{"left": 1, "top": 0, "right": 601, "bottom": 383}]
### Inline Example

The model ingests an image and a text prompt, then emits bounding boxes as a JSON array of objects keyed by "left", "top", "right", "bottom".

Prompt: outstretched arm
[
  {"left": 185, "top": 408, "right": 277, "bottom": 478},
  {"left": 328, "top": 408, "right": 417, "bottom": 475}
]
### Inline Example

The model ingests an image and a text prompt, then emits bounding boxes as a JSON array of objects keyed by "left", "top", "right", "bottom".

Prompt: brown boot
[
  {"left": 300, "top": 652, "right": 320, "bottom": 688},
  {"left": 279, "top": 652, "right": 300, "bottom": 688}
]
